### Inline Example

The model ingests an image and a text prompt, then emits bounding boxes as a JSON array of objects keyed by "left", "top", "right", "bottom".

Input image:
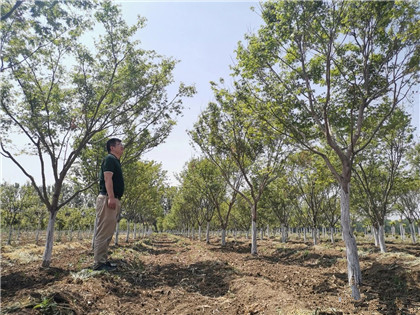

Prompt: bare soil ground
[{"left": 1, "top": 233, "right": 419, "bottom": 314}]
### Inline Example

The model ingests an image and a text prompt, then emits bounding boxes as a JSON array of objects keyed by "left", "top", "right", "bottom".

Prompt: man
[{"left": 93, "top": 138, "right": 125, "bottom": 271}]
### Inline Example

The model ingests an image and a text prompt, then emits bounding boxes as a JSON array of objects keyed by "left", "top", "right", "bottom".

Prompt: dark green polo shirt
[{"left": 99, "top": 154, "right": 124, "bottom": 198}]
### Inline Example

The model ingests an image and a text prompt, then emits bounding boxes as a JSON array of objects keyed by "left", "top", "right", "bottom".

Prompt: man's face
[{"left": 111, "top": 142, "right": 124, "bottom": 157}]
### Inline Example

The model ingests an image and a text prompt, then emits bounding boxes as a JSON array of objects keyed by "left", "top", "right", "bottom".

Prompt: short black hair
[{"left": 106, "top": 138, "right": 122, "bottom": 153}]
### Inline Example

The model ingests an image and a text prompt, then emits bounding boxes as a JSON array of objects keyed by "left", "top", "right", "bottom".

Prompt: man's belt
[{"left": 99, "top": 192, "right": 121, "bottom": 200}]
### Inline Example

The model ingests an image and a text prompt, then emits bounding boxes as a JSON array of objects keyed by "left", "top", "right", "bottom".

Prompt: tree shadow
[
  {"left": 1, "top": 267, "right": 69, "bottom": 298},
  {"left": 127, "top": 241, "right": 176, "bottom": 256},
  {"left": 120, "top": 260, "right": 237, "bottom": 298},
  {"left": 361, "top": 261, "right": 419, "bottom": 314},
  {"left": 259, "top": 247, "right": 341, "bottom": 269},
  {"left": 207, "top": 241, "right": 252, "bottom": 254}
]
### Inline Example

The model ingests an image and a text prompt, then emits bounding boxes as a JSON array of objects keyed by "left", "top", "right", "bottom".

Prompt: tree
[
  {"left": 234, "top": 1, "right": 419, "bottom": 299},
  {"left": 123, "top": 160, "right": 167, "bottom": 234},
  {"left": 0, "top": 182, "right": 37, "bottom": 244},
  {"left": 352, "top": 109, "right": 414, "bottom": 252},
  {"left": 0, "top": 1, "right": 194, "bottom": 267},
  {"left": 190, "top": 85, "right": 290, "bottom": 254}
]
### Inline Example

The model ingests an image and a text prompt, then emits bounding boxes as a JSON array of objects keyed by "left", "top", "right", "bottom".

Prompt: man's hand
[
  {"left": 107, "top": 196, "right": 117, "bottom": 209},
  {"left": 104, "top": 171, "right": 116, "bottom": 209}
]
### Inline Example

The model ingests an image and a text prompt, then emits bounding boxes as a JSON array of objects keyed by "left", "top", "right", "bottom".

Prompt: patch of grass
[
  {"left": 71, "top": 269, "right": 104, "bottom": 281},
  {"left": 33, "top": 296, "right": 58, "bottom": 312}
]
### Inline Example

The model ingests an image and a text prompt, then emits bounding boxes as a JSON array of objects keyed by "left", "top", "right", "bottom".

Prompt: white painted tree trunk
[
  {"left": 303, "top": 228, "right": 307, "bottom": 243},
  {"left": 399, "top": 223, "right": 405, "bottom": 241},
  {"left": 42, "top": 211, "right": 57, "bottom": 267},
  {"left": 260, "top": 228, "right": 264, "bottom": 240},
  {"left": 378, "top": 224, "right": 386, "bottom": 253},
  {"left": 340, "top": 186, "right": 361, "bottom": 300},
  {"left": 330, "top": 227, "right": 335, "bottom": 244},
  {"left": 372, "top": 226, "right": 379, "bottom": 247},
  {"left": 312, "top": 228, "right": 318, "bottom": 245},
  {"left": 206, "top": 222, "right": 210, "bottom": 244},
  {"left": 221, "top": 229, "right": 226, "bottom": 246},
  {"left": 409, "top": 222, "right": 417, "bottom": 244},
  {"left": 391, "top": 226, "right": 395, "bottom": 239},
  {"left": 198, "top": 225, "right": 202, "bottom": 242},
  {"left": 251, "top": 220, "right": 257, "bottom": 255}
]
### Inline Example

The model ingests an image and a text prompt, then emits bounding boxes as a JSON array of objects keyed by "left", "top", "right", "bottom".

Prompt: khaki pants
[{"left": 94, "top": 195, "right": 121, "bottom": 266}]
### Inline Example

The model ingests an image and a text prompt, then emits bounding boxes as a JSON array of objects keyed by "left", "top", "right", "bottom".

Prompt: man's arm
[{"left": 104, "top": 171, "right": 117, "bottom": 209}]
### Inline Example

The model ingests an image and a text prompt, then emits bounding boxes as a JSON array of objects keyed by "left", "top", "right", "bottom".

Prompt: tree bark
[
  {"left": 340, "top": 185, "right": 361, "bottom": 300},
  {"left": 126, "top": 220, "right": 130, "bottom": 242},
  {"left": 7, "top": 224, "right": 13, "bottom": 245},
  {"left": 409, "top": 222, "right": 417, "bottom": 244},
  {"left": 378, "top": 224, "right": 386, "bottom": 253},
  {"left": 42, "top": 211, "right": 57, "bottom": 267},
  {"left": 251, "top": 220, "right": 257, "bottom": 255},
  {"left": 372, "top": 226, "right": 379, "bottom": 247},
  {"left": 206, "top": 221, "right": 210, "bottom": 244},
  {"left": 399, "top": 223, "right": 405, "bottom": 241},
  {"left": 115, "top": 222, "right": 120, "bottom": 246},
  {"left": 281, "top": 224, "right": 287, "bottom": 243},
  {"left": 330, "top": 227, "right": 335, "bottom": 244},
  {"left": 221, "top": 228, "right": 226, "bottom": 246}
]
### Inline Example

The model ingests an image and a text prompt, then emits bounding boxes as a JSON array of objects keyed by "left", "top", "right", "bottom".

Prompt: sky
[
  {"left": 123, "top": 1, "right": 264, "bottom": 185},
  {"left": 0, "top": 1, "right": 264, "bottom": 186},
  {"left": 1, "top": 1, "right": 419, "bottom": 186}
]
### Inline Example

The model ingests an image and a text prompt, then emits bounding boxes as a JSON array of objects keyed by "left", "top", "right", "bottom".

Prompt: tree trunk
[
  {"left": 281, "top": 224, "right": 287, "bottom": 243},
  {"left": 303, "top": 228, "right": 307, "bottom": 243},
  {"left": 115, "top": 222, "right": 120, "bottom": 246},
  {"left": 221, "top": 228, "right": 226, "bottom": 246},
  {"left": 7, "top": 224, "right": 13, "bottom": 245},
  {"left": 251, "top": 220, "right": 257, "bottom": 255},
  {"left": 134, "top": 222, "right": 137, "bottom": 239},
  {"left": 340, "top": 185, "right": 361, "bottom": 300},
  {"left": 372, "top": 226, "right": 379, "bottom": 247},
  {"left": 42, "top": 211, "right": 58, "bottom": 267},
  {"left": 260, "top": 228, "right": 264, "bottom": 240},
  {"left": 391, "top": 226, "right": 395, "bottom": 239},
  {"left": 198, "top": 225, "right": 202, "bottom": 242},
  {"left": 378, "top": 224, "right": 386, "bottom": 253},
  {"left": 206, "top": 221, "right": 210, "bottom": 244},
  {"left": 330, "top": 226, "right": 335, "bottom": 244},
  {"left": 126, "top": 220, "right": 130, "bottom": 242},
  {"left": 409, "top": 222, "right": 417, "bottom": 244},
  {"left": 399, "top": 223, "right": 405, "bottom": 241},
  {"left": 35, "top": 228, "right": 40, "bottom": 245},
  {"left": 312, "top": 227, "right": 318, "bottom": 245}
]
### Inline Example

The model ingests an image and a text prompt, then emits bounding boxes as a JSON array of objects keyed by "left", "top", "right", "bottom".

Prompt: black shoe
[
  {"left": 93, "top": 262, "right": 117, "bottom": 271},
  {"left": 106, "top": 261, "right": 117, "bottom": 268}
]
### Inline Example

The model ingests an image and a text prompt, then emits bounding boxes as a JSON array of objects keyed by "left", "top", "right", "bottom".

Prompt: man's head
[{"left": 106, "top": 138, "right": 124, "bottom": 158}]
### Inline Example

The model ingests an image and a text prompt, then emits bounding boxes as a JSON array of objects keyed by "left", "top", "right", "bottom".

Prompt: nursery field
[{"left": 1, "top": 233, "right": 420, "bottom": 314}]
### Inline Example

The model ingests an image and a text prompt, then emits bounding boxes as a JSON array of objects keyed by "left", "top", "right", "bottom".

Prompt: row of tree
[{"left": 1, "top": 0, "right": 419, "bottom": 301}]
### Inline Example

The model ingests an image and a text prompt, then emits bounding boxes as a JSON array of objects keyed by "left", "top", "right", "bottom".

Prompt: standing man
[{"left": 93, "top": 138, "right": 125, "bottom": 271}]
